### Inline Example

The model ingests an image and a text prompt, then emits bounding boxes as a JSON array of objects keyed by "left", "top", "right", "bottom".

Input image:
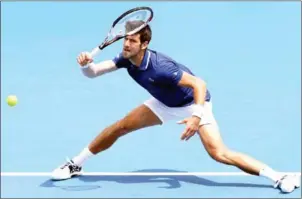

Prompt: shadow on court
[{"left": 39, "top": 169, "right": 273, "bottom": 191}]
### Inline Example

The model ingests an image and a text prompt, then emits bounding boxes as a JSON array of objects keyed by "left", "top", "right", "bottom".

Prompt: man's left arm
[
  {"left": 178, "top": 71, "right": 207, "bottom": 117},
  {"left": 177, "top": 71, "right": 207, "bottom": 141}
]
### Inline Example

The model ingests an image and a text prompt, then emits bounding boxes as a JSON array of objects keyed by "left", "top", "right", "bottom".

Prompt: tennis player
[{"left": 51, "top": 22, "right": 300, "bottom": 193}]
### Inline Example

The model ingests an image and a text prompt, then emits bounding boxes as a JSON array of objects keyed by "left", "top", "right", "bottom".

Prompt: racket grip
[{"left": 90, "top": 47, "right": 101, "bottom": 57}]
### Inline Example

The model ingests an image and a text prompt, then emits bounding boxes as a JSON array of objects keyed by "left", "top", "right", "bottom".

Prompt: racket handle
[{"left": 90, "top": 47, "right": 101, "bottom": 57}]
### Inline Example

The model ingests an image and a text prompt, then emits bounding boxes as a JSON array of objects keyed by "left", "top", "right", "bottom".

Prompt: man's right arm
[
  {"left": 78, "top": 51, "right": 127, "bottom": 78},
  {"left": 81, "top": 60, "right": 118, "bottom": 78}
]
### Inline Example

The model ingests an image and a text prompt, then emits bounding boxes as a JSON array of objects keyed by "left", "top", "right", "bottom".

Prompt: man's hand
[
  {"left": 178, "top": 116, "right": 201, "bottom": 141},
  {"left": 77, "top": 52, "right": 93, "bottom": 67}
]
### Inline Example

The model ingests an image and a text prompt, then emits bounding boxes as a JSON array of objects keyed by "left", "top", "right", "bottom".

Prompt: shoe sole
[{"left": 51, "top": 171, "right": 83, "bottom": 181}]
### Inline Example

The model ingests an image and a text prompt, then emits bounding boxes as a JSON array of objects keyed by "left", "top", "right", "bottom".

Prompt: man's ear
[{"left": 141, "top": 41, "right": 149, "bottom": 50}]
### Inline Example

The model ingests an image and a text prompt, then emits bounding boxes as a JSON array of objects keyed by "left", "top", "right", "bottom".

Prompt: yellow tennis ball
[{"left": 7, "top": 95, "right": 18, "bottom": 107}]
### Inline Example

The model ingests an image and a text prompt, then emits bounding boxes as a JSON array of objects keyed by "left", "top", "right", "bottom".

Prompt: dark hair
[
  {"left": 125, "top": 20, "right": 152, "bottom": 44},
  {"left": 138, "top": 25, "right": 152, "bottom": 44}
]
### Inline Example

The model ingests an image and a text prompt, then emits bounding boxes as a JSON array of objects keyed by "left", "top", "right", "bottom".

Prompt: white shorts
[{"left": 143, "top": 97, "right": 217, "bottom": 126}]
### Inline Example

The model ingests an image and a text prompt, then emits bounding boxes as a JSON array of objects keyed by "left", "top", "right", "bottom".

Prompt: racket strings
[{"left": 111, "top": 9, "right": 152, "bottom": 37}]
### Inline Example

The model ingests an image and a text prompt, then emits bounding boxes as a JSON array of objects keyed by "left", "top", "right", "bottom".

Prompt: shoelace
[
  {"left": 60, "top": 157, "right": 74, "bottom": 169},
  {"left": 274, "top": 175, "right": 285, "bottom": 188},
  {"left": 274, "top": 175, "right": 292, "bottom": 188}
]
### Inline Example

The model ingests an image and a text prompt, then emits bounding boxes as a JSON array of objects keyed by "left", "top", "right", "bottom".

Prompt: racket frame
[{"left": 90, "top": 6, "right": 153, "bottom": 57}]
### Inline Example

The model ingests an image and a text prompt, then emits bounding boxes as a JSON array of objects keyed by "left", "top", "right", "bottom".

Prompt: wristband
[{"left": 192, "top": 104, "right": 204, "bottom": 119}]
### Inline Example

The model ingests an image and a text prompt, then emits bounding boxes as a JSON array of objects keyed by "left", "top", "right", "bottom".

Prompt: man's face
[{"left": 122, "top": 34, "right": 143, "bottom": 59}]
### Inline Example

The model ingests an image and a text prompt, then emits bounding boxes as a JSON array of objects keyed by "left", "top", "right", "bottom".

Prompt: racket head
[{"left": 99, "top": 6, "right": 153, "bottom": 50}]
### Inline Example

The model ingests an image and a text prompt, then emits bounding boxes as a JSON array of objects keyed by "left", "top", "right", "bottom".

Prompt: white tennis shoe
[
  {"left": 51, "top": 158, "right": 83, "bottom": 180},
  {"left": 274, "top": 174, "right": 300, "bottom": 193}
]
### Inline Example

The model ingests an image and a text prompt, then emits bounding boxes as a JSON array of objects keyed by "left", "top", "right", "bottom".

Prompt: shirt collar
[{"left": 133, "top": 50, "right": 151, "bottom": 71}]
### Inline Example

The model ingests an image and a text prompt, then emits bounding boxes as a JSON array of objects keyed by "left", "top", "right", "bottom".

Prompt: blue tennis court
[{"left": 1, "top": 1, "right": 301, "bottom": 198}]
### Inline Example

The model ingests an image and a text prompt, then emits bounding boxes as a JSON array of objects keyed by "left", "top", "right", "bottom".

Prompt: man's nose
[{"left": 124, "top": 39, "right": 130, "bottom": 47}]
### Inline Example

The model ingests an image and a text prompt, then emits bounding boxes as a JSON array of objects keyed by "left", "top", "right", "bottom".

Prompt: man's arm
[
  {"left": 157, "top": 61, "right": 207, "bottom": 117},
  {"left": 81, "top": 60, "right": 118, "bottom": 78},
  {"left": 177, "top": 71, "right": 208, "bottom": 141},
  {"left": 156, "top": 61, "right": 207, "bottom": 140},
  {"left": 178, "top": 71, "right": 207, "bottom": 104},
  {"left": 77, "top": 52, "right": 121, "bottom": 78}
]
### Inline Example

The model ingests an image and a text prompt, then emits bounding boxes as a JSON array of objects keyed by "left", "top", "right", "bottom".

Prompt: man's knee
[{"left": 207, "top": 146, "right": 230, "bottom": 163}]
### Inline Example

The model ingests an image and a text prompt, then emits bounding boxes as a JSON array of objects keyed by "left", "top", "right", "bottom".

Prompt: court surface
[{"left": 1, "top": 1, "right": 301, "bottom": 198}]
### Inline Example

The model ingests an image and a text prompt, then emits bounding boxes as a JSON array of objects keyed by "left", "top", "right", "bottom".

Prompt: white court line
[{"left": 1, "top": 172, "right": 301, "bottom": 177}]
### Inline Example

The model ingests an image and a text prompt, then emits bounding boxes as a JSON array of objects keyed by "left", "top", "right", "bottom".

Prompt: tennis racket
[{"left": 89, "top": 6, "right": 153, "bottom": 57}]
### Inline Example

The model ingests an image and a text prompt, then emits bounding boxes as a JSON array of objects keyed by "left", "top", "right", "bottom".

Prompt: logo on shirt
[{"left": 148, "top": 78, "right": 155, "bottom": 82}]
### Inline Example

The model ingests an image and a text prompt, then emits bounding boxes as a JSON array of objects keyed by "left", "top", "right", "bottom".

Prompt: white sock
[
  {"left": 72, "top": 147, "right": 94, "bottom": 166},
  {"left": 259, "top": 166, "right": 282, "bottom": 183}
]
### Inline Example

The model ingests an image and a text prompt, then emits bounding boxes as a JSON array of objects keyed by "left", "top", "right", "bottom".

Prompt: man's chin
[{"left": 122, "top": 51, "right": 131, "bottom": 58}]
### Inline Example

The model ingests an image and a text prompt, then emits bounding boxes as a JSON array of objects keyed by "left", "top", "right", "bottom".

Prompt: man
[{"left": 51, "top": 22, "right": 300, "bottom": 193}]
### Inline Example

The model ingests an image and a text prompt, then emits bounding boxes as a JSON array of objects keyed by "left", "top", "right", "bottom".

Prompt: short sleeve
[
  {"left": 112, "top": 53, "right": 131, "bottom": 69},
  {"left": 157, "top": 61, "right": 183, "bottom": 86}
]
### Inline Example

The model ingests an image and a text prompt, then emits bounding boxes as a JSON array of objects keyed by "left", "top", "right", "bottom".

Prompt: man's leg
[
  {"left": 197, "top": 123, "right": 300, "bottom": 192},
  {"left": 51, "top": 104, "right": 162, "bottom": 180},
  {"left": 87, "top": 104, "right": 162, "bottom": 155},
  {"left": 198, "top": 124, "right": 270, "bottom": 175}
]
